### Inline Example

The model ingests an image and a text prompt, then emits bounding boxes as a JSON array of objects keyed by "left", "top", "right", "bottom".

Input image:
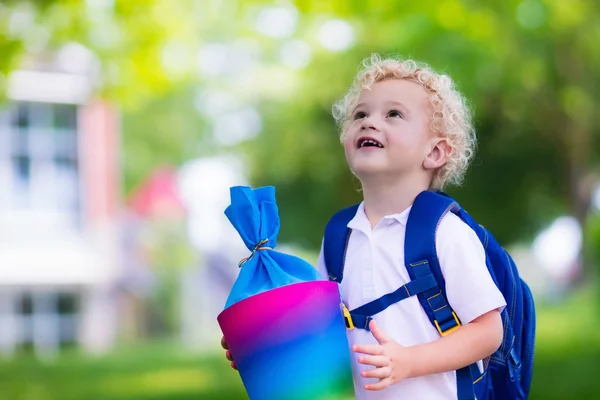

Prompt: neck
[{"left": 361, "top": 174, "right": 431, "bottom": 229}]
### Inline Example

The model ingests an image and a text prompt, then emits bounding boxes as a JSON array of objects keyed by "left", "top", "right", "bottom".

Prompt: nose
[{"left": 360, "top": 116, "right": 380, "bottom": 131}]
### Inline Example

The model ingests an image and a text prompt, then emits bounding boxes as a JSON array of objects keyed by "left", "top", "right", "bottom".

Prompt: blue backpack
[{"left": 323, "top": 190, "right": 536, "bottom": 400}]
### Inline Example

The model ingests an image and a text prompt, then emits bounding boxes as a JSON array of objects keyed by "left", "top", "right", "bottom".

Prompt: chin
[{"left": 350, "top": 164, "right": 389, "bottom": 180}]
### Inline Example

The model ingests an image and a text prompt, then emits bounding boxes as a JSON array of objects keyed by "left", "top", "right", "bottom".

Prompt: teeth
[{"left": 360, "top": 139, "right": 383, "bottom": 148}]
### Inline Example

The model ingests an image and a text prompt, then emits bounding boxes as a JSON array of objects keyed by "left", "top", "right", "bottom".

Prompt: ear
[{"left": 423, "top": 138, "right": 450, "bottom": 170}]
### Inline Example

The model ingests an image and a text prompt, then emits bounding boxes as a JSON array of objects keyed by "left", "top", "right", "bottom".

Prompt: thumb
[{"left": 369, "top": 319, "right": 391, "bottom": 344}]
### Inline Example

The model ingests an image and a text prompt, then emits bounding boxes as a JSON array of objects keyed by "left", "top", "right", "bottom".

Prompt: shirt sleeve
[
  {"left": 435, "top": 213, "right": 506, "bottom": 325},
  {"left": 315, "top": 239, "right": 329, "bottom": 280}
]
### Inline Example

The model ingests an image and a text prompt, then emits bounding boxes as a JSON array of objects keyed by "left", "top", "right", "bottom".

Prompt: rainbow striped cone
[{"left": 218, "top": 280, "right": 353, "bottom": 400}]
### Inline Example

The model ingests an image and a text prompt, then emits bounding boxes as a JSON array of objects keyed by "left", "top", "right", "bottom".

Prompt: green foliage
[
  {"left": 1, "top": 0, "right": 600, "bottom": 252},
  {"left": 583, "top": 211, "right": 600, "bottom": 279},
  {"left": 122, "top": 87, "right": 206, "bottom": 197}
]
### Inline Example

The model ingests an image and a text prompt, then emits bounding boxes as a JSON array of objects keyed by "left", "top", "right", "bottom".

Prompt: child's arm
[{"left": 353, "top": 309, "right": 503, "bottom": 391}]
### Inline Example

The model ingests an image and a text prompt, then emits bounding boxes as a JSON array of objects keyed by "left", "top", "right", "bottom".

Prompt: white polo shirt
[{"left": 316, "top": 202, "right": 506, "bottom": 400}]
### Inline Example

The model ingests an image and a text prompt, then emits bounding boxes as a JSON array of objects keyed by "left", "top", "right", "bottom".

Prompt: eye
[
  {"left": 353, "top": 111, "right": 368, "bottom": 120},
  {"left": 387, "top": 110, "right": 403, "bottom": 118}
]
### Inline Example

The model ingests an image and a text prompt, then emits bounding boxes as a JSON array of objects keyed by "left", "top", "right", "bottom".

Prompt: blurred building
[{"left": 0, "top": 45, "right": 122, "bottom": 357}]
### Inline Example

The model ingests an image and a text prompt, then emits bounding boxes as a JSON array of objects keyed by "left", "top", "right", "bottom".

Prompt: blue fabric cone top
[{"left": 224, "top": 186, "right": 321, "bottom": 308}]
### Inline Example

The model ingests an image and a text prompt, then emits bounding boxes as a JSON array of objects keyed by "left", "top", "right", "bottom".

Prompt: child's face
[{"left": 343, "top": 79, "right": 436, "bottom": 183}]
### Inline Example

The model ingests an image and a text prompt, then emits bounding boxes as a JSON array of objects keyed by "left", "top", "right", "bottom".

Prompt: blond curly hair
[{"left": 332, "top": 54, "right": 476, "bottom": 190}]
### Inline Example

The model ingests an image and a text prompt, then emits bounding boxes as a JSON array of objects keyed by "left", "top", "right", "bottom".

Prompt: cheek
[
  {"left": 386, "top": 134, "right": 409, "bottom": 151},
  {"left": 388, "top": 129, "right": 421, "bottom": 152},
  {"left": 342, "top": 133, "right": 354, "bottom": 154}
]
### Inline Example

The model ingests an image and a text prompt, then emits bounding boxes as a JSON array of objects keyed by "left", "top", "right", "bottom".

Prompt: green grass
[
  {"left": 529, "top": 288, "right": 600, "bottom": 400},
  {"left": 0, "top": 344, "right": 249, "bottom": 400},
  {"left": 0, "top": 288, "right": 597, "bottom": 400}
]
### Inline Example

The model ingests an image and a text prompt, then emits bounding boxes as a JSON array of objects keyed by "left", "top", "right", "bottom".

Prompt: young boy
[
  {"left": 317, "top": 54, "right": 506, "bottom": 399},
  {"left": 224, "top": 54, "right": 506, "bottom": 399}
]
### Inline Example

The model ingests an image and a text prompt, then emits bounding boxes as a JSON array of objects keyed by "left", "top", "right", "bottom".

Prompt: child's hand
[
  {"left": 221, "top": 336, "right": 238, "bottom": 370},
  {"left": 352, "top": 320, "right": 412, "bottom": 391}
]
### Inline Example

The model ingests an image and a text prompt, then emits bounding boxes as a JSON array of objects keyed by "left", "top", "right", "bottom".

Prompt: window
[
  {"left": 0, "top": 102, "right": 80, "bottom": 224},
  {"left": 14, "top": 291, "right": 80, "bottom": 353}
]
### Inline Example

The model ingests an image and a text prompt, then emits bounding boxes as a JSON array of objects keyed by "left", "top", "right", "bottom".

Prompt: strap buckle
[
  {"left": 342, "top": 303, "right": 355, "bottom": 330},
  {"left": 434, "top": 311, "right": 461, "bottom": 336}
]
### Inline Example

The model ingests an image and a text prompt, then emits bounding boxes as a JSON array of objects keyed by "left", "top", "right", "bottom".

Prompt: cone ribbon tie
[{"left": 238, "top": 238, "right": 272, "bottom": 268}]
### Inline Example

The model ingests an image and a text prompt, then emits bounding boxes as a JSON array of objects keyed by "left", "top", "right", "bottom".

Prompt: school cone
[{"left": 218, "top": 280, "right": 353, "bottom": 400}]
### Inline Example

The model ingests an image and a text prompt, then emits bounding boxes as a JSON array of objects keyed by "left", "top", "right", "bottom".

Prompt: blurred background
[{"left": 0, "top": 0, "right": 598, "bottom": 399}]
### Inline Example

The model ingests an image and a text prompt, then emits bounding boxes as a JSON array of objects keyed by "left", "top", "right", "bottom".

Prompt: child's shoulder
[
  {"left": 437, "top": 210, "right": 468, "bottom": 230},
  {"left": 435, "top": 211, "right": 482, "bottom": 249},
  {"left": 434, "top": 211, "right": 489, "bottom": 280}
]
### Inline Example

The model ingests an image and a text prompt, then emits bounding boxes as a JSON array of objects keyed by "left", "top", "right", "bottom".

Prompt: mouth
[{"left": 356, "top": 136, "right": 384, "bottom": 149}]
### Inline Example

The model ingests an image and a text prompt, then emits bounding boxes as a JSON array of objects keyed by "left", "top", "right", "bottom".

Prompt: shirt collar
[{"left": 347, "top": 202, "right": 412, "bottom": 231}]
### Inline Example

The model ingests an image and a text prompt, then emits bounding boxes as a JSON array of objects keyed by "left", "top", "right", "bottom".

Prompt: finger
[
  {"left": 225, "top": 350, "right": 234, "bottom": 362},
  {"left": 369, "top": 320, "right": 392, "bottom": 345},
  {"left": 230, "top": 361, "right": 238, "bottom": 370},
  {"left": 221, "top": 336, "right": 229, "bottom": 350},
  {"left": 357, "top": 355, "right": 389, "bottom": 367},
  {"left": 361, "top": 366, "right": 392, "bottom": 380},
  {"left": 352, "top": 344, "right": 384, "bottom": 356},
  {"left": 365, "top": 377, "right": 392, "bottom": 391}
]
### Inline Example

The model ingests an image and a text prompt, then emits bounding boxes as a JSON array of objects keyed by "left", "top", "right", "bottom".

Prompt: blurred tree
[
  {"left": 0, "top": 0, "right": 226, "bottom": 191},
  {"left": 1, "top": 0, "right": 599, "bottom": 277},
  {"left": 245, "top": 0, "right": 600, "bottom": 274}
]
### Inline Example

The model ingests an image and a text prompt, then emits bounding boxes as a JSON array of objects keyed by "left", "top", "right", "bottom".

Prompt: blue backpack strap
[
  {"left": 405, "top": 190, "right": 477, "bottom": 400},
  {"left": 404, "top": 191, "right": 459, "bottom": 332},
  {"left": 347, "top": 273, "right": 439, "bottom": 330},
  {"left": 322, "top": 203, "right": 447, "bottom": 332},
  {"left": 323, "top": 204, "right": 359, "bottom": 282}
]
